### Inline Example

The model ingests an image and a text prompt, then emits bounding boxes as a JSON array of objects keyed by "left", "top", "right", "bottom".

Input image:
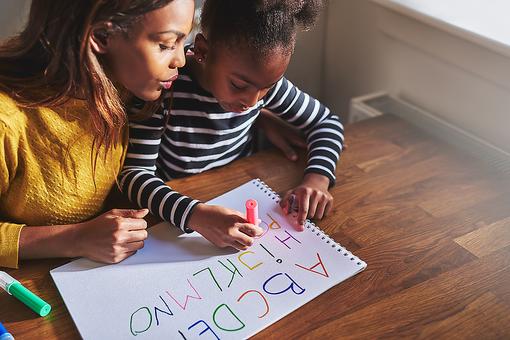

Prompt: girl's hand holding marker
[{"left": 280, "top": 173, "right": 334, "bottom": 231}]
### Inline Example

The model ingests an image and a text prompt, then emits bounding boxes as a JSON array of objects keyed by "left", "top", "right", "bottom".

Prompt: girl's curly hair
[{"left": 201, "top": 0, "right": 324, "bottom": 56}]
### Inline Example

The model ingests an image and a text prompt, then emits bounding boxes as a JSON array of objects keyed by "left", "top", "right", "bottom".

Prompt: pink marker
[{"left": 245, "top": 199, "right": 259, "bottom": 226}]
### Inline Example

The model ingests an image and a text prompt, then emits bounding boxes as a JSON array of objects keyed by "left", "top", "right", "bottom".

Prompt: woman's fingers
[
  {"left": 273, "top": 135, "right": 299, "bottom": 161},
  {"left": 119, "top": 217, "right": 148, "bottom": 230},
  {"left": 288, "top": 133, "right": 307, "bottom": 148},
  {"left": 110, "top": 208, "right": 149, "bottom": 219},
  {"left": 124, "top": 240, "right": 145, "bottom": 252},
  {"left": 124, "top": 229, "right": 148, "bottom": 243}
]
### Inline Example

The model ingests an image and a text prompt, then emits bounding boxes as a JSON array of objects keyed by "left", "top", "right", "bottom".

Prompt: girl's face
[
  {"left": 201, "top": 43, "right": 291, "bottom": 113},
  {"left": 98, "top": 0, "right": 194, "bottom": 101}
]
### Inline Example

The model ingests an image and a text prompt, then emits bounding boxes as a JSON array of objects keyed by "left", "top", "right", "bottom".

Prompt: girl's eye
[{"left": 231, "top": 81, "right": 247, "bottom": 91}]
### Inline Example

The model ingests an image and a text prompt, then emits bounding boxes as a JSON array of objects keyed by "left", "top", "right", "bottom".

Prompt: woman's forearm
[{"left": 18, "top": 224, "right": 80, "bottom": 260}]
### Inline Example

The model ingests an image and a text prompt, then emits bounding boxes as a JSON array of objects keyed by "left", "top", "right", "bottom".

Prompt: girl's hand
[
  {"left": 187, "top": 204, "right": 264, "bottom": 250},
  {"left": 74, "top": 209, "right": 149, "bottom": 263},
  {"left": 256, "top": 109, "right": 306, "bottom": 161},
  {"left": 280, "top": 173, "right": 333, "bottom": 230}
]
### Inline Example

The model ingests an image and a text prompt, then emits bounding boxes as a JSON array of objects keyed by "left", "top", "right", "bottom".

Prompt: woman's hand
[
  {"left": 74, "top": 209, "right": 149, "bottom": 263},
  {"left": 19, "top": 208, "right": 149, "bottom": 264},
  {"left": 280, "top": 173, "right": 333, "bottom": 230},
  {"left": 256, "top": 109, "right": 306, "bottom": 161},
  {"left": 187, "top": 203, "right": 263, "bottom": 250}
]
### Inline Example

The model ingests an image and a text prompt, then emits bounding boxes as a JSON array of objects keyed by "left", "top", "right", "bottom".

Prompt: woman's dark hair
[
  {"left": 0, "top": 0, "right": 174, "bottom": 153},
  {"left": 201, "top": 0, "right": 323, "bottom": 55}
]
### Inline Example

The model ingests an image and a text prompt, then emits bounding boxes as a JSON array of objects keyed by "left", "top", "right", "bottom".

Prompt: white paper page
[{"left": 51, "top": 179, "right": 366, "bottom": 339}]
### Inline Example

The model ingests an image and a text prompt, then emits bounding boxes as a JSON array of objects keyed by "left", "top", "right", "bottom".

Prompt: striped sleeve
[
  {"left": 263, "top": 77, "right": 344, "bottom": 185},
  {"left": 120, "top": 103, "right": 200, "bottom": 233}
]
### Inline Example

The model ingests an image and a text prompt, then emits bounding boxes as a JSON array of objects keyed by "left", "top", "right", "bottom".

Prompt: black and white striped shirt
[{"left": 120, "top": 64, "right": 344, "bottom": 233}]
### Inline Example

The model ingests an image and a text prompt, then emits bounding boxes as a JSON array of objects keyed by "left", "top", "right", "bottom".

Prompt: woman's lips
[
  {"left": 160, "top": 81, "right": 173, "bottom": 89},
  {"left": 160, "top": 74, "right": 179, "bottom": 89}
]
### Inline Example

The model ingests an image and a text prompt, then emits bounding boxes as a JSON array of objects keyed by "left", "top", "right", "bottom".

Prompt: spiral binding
[{"left": 252, "top": 178, "right": 365, "bottom": 267}]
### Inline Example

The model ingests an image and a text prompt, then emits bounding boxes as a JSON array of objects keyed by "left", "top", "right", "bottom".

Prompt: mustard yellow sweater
[{"left": 0, "top": 92, "right": 127, "bottom": 268}]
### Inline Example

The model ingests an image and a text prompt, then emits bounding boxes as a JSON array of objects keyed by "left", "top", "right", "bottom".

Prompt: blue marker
[{"left": 0, "top": 321, "right": 14, "bottom": 340}]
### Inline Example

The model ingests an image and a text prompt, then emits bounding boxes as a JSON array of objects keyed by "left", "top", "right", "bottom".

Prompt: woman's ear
[
  {"left": 193, "top": 33, "right": 209, "bottom": 63},
  {"left": 89, "top": 22, "right": 113, "bottom": 54}
]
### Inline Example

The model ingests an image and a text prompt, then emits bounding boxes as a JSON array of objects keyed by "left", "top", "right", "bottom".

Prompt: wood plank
[
  {"left": 454, "top": 217, "right": 510, "bottom": 258},
  {"left": 252, "top": 239, "right": 477, "bottom": 339},
  {"left": 417, "top": 177, "right": 509, "bottom": 218},
  {"left": 292, "top": 247, "right": 510, "bottom": 339},
  {"left": 417, "top": 292, "right": 510, "bottom": 339}
]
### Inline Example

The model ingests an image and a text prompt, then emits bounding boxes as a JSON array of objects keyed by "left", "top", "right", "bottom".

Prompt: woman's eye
[{"left": 159, "top": 43, "right": 176, "bottom": 51}]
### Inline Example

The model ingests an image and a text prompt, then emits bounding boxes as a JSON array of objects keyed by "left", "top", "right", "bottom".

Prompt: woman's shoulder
[{"left": 0, "top": 91, "right": 28, "bottom": 135}]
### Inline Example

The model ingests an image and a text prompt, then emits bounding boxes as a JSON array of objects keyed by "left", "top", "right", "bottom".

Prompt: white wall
[
  {"left": 0, "top": 0, "right": 29, "bottom": 40},
  {"left": 285, "top": 10, "right": 327, "bottom": 101},
  {"left": 322, "top": 0, "right": 510, "bottom": 153},
  {"left": 2, "top": 0, "right": 508, "bottom": 153}
]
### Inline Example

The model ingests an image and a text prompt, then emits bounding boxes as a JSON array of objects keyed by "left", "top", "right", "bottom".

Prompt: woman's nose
[{"left": 170, "top": 46, "right": 186, "bottom": 69}]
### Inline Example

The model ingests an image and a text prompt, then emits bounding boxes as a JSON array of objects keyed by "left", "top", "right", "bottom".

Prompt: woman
[{"left": 0, "top": 0, "right": 195, "bottom": 268}]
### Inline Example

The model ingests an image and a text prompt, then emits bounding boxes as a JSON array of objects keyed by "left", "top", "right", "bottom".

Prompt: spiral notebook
[{"left": 51, "top": 179, "right": 366, "bottom": 339}]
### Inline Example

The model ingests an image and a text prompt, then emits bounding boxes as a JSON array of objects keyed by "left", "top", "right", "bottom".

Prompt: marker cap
[
  {"left": 0, "top": 321, "right": 14, "bottom": 340},
  {"left": 0, "top": 334, "right": 15, "bottom": 340},
  {"left": 245, "top": 199, "right": 259, "bottom": 226},
  {"left": 0, "top": 271, "right": 15, "bottom": 292}
]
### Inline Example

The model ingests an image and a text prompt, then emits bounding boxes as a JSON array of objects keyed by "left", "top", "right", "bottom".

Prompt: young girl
[
  {"left": 121, "top": 0, "right": 344, "bottom": 251},
  {"left": 0, "top": 0, "right": 195, "bottom": 268}
]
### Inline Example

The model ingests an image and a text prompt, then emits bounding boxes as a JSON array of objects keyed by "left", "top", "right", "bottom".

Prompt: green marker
[{"left": 0, "top": 271, "right": 51, "bottom": 317}]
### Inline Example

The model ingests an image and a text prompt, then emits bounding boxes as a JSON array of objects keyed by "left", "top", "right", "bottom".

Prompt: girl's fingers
[
  {"left": 325, "top": 199, "right": 334, "bottom": 217},
  {"left": 232, "top": 229, "right": 254, "bottom": 248},
  {"left": 233, "top": 241, "right": 249, "bottom": 251},
  {"left": 279, "top": 190, "right": 293, "bottom": 214},
  {"left": 297, "top": 192, "right": 309, "bottom": 226},
  {"left": 315, "top": 196, "right": 329, "bottom": 219},
  {"left": 307, "top": 191, "right": 319, "bottom": 218},
  {"left": 239, "top": 224, "right": 263, "bottom": 237}
]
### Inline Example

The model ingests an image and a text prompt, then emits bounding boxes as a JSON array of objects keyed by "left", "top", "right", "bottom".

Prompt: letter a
[{"left": 295, "top": 252, "right": 329, "bottom": 277}]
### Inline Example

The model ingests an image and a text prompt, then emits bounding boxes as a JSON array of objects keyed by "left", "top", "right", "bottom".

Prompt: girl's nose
[{"left": 242, "top": 90, "right": 261, "bottom": 108}]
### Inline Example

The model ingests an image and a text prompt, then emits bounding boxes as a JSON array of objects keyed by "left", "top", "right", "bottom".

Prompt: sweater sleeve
[
  {"left": 0, "top": 121, "right": 25, "bottom": 268},
  {"left": 119, "top": 102, "right": 200, "bottom": 233},
  {"left": 262, "top": 77, "right": 344, "bottom": 185}
]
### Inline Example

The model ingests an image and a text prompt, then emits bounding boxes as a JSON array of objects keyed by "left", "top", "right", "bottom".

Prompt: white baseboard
[{"left": 351, "top": 93, "right": 510, "bottom": 175}]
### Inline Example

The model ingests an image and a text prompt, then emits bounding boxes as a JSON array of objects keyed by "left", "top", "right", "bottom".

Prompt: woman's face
[{"left": 102, "top": 0, "right": 194, "bottom": 101}]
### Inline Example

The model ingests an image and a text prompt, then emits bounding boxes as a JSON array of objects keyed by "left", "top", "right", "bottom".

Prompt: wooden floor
[
  {"left": 1, "top": 114, "right": 510, "bottom": 339},
  {"left": 170, "top": 115, "right": 510, "bottom": 339}
]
